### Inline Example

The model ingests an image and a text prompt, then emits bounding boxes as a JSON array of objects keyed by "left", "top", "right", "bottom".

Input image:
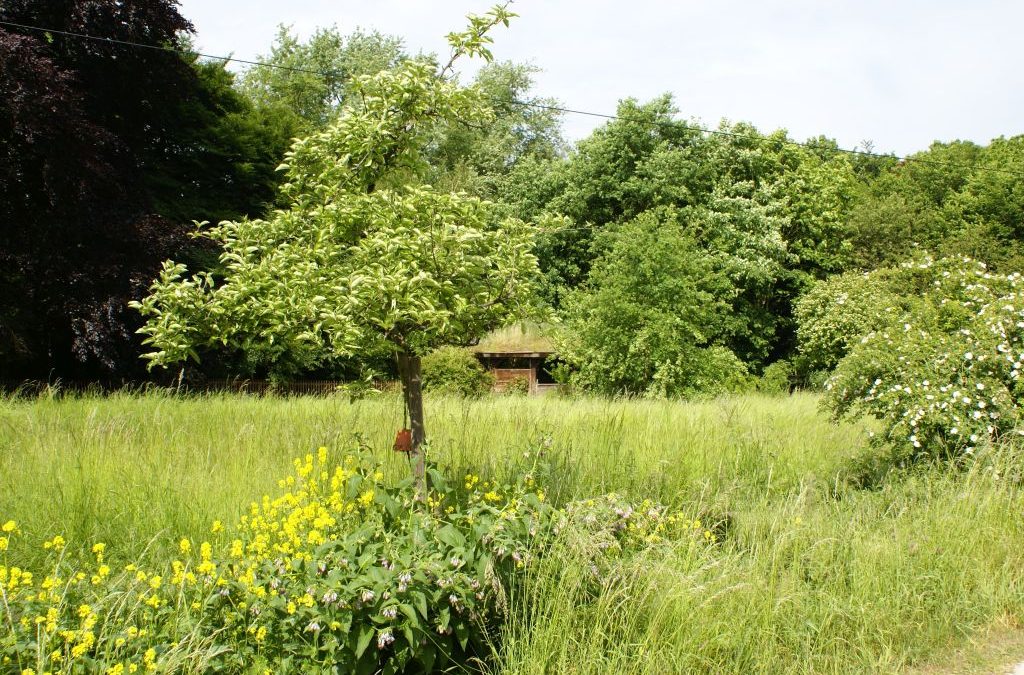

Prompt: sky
[{"left": 176, "top": 0, "right": 1023, "bottom": 156}]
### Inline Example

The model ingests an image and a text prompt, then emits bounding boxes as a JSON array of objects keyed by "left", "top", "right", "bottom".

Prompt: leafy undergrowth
[{"left": 0, "top": 447, "right": 711, "bottom": 674}]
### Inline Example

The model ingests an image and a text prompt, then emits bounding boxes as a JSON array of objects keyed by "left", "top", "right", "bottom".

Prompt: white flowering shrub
[{"left": 826, "top": 256, "right": 1024, "bottom": 459}]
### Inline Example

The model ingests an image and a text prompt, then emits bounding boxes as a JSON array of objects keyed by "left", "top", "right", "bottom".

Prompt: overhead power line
[
  {"left": 0, "top": 19, "right": 328, "bottom": 76},
  {"left": 2, "top": 18, "right": 1023, "bottom": 179}
]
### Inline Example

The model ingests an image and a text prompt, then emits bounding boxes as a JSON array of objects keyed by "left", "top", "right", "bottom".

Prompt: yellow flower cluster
[
  {"left": 0, "top": 510, "right": 221, "bottom": 670},
  {"left": 1, "top": 519, "right": 19, "bottom": 552},
  {"left": 236, "top": 449, "right": 362, "bottom": 568},
  {"left": 0, "top": 526, "right": 148, "bottom": 671}
]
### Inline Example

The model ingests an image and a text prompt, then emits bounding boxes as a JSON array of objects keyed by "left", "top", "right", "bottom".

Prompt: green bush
[
  {"left": 642, "top": 345, "right": 752, "bottom": 399},
  {"left": 421, "top": 347, "right": 494, "bottom": 397},
  {"left": 560, "top": 210, "right": 741, "bottom": 398},
  {"left": 757, "top": 360, "right": 793, "bottom": 394},
  {"left": 826, "top": 256, "right": 1024, "bottom": 460}
]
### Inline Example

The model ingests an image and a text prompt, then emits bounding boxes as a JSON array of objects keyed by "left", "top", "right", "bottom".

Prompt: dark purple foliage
[{"left": 0, "top": 1, "right": 200, "bottom": 381}]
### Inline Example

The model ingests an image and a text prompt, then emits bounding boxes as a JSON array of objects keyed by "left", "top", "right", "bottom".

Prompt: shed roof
[{"left": 470, "top": 323, "right": 555, "bottom": 356}]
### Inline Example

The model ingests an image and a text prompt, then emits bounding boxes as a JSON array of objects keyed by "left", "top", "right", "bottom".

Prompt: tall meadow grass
[
  {"left": 493, "top": 450, "right": 1024, "bottom": 673},
  {"left": 0, "top": 391, "right": 865, "bottom": 567},
  {"left": 2, "top": 390, "right": 1022, "bottom": 672}
]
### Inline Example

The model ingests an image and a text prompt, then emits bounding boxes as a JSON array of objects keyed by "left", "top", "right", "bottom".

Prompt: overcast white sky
[{"left": 176, "top": 0, "right": 1023, "bottom": 156}]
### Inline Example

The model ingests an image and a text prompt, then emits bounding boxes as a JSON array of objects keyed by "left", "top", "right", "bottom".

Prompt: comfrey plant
[{"left": 826, "top": 255, "right": 1024, "bottom": 460}]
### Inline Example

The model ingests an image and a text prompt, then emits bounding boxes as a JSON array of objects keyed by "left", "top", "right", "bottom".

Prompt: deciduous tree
[
  {"left": 133, "top": 6, "right": 541, "bottom": 489},
  {"left": 559, "top": 209, "right": 746, "bottom": 397},
  {"left": 240, "top": 25, "right": 405, "bottom": 136}
]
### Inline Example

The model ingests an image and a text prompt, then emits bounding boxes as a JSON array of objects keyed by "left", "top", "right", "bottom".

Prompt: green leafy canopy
[{"left": 132, "top": 4, "right": 542, "bottom": 373}]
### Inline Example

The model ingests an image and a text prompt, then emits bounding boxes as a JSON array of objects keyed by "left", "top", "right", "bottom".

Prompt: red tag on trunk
[{"left": 393, "top": 428, "right": 413, "bottom": 453}]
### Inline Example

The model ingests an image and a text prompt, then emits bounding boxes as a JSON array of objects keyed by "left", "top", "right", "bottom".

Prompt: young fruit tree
[{"left": 131, "top": 5, "right": 541, "bottom": 490}]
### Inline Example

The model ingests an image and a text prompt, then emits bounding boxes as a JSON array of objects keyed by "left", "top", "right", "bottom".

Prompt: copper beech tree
[{"left": 132, "top": 5, "right": 542, "bottom": 490}]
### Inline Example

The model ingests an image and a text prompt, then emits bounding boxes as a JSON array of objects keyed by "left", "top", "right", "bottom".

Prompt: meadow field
[{"left": 2, "top": 391, "right": 1023, "bottom": 673}]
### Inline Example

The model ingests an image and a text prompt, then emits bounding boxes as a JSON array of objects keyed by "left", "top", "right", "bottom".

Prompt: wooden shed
[{"left": 471, "top": 324, "right": 558, "bottom": 395}]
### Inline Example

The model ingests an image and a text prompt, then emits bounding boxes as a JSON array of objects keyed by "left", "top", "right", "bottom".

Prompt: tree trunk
[{"left": 396, "top": 351, "right": 427, "bottom": 496}]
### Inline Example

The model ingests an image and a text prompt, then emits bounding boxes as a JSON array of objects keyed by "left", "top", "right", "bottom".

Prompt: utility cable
[{"left": 2, "top": 18, "right": 1022, "bottom": 180}]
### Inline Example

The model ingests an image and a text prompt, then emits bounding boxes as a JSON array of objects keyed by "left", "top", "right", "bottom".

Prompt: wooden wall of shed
[{"left": 491, "top": 367, "right": 535, "bottom": 393}]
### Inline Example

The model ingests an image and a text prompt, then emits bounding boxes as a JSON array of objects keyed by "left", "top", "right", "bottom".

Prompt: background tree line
[{"left": 2, "top": 0, "right": 1022, "bottom": 396}]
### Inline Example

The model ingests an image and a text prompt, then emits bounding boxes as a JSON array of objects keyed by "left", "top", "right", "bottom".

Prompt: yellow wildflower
[{"left": 45, "top": 607, "right": 58, "bottom": 632}]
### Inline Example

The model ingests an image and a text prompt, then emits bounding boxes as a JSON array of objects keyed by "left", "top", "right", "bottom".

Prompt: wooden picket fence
[
  {"left": 189, "top": 379, "right": 395, "bottom": 396},
  {"left": 0, "top": 378, "right": 394, "bottom": 397}
]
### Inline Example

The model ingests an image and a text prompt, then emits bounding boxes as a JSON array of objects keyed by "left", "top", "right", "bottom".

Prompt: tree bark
[{"left": 396, "top": 351, "right": 427, "bottom": 496}]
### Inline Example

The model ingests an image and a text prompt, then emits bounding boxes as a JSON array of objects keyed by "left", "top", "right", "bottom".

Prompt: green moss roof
[{"left": 471, "top": 323, "right": 555, "bottom": 354}]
